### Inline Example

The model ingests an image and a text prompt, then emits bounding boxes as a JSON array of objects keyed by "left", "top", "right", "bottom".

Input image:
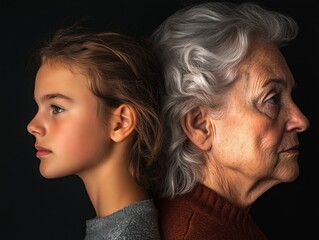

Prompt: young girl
[{"left": 27, "top": 27, "right": 163, "bottom": 239}]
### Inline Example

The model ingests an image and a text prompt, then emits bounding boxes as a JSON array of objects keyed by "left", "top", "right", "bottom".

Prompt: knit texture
[
  {"left": 156, "top": 183, "right": 268, "bottom": 240},
  {"left": 85, "top": 199, "right": 160, "bottom": 240}
]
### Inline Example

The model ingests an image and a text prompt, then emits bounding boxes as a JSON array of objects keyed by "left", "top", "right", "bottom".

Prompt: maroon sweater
[{"left": 156, "top": 183, "right": 268, "bottom": 240}]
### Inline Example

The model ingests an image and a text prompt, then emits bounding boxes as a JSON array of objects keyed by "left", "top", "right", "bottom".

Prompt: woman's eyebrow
[{"left": 262, "top": 78, "right": 290, "bottom": 89}]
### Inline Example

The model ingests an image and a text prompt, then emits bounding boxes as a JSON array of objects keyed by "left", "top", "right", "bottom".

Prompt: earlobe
[
  {"left": 110, "top": 104, "right": 136, "bottom": 142},
  {"left": 182, "top": 106, "right": 212, "bottom": 151}
]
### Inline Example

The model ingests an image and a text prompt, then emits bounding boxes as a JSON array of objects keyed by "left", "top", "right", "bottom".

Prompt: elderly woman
[{"left": 151, "top": 2, "right": 309, "bottom": 239}]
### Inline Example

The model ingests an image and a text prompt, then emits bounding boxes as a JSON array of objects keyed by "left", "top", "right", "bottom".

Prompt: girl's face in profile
[
  {"left": 206, "top": 40, "right": 309, "bottom": 193},
  {"left": 27, "top": 62, "right": 112, "bottom": 179}
]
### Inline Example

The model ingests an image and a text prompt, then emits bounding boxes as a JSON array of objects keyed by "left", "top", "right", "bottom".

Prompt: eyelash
[
  {"left": 266, "top": 93, "right": 281, "bottom": 105},
  {"left": 263, "top": 92, "right": 281, "bottom": 118},
  {"left": 51, "top": 105, "right": 64, "bottom": 114}
]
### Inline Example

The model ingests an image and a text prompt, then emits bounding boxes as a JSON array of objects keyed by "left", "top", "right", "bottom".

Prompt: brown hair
[{"left": 38, "top": 27, "right": 164, "bottom": 190}]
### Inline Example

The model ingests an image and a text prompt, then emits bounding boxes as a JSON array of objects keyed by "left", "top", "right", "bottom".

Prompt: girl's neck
[{"left": 79, "top": 159, "right": 149, "bottom": 218}]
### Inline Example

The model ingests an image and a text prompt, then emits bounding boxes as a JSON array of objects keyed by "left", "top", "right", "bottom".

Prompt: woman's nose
[{"left": 286, "top": 103, "right": 310, "bottom": 133}]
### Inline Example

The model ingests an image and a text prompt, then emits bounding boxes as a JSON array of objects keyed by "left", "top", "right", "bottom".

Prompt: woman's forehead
[{"left": 236, "top": 40, "right": 294, "bottom": 89}]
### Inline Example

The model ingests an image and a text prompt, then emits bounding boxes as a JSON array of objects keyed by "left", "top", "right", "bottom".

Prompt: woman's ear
[
  {"left": 182, "top": 106, "right": 212, "bottom": 151},
  {"left": 110, "top": 104, "right": 136, "bottom": 142}
]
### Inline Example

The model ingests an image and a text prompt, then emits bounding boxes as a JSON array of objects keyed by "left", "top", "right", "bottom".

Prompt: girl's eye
[{"left": 51, "top": 105, "right": 64, "bottom": 114}]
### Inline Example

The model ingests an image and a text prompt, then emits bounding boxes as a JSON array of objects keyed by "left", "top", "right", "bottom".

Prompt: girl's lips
[
  {"left": 36, "top": 150, "right": 51, "bottom": 158},
  {"left": 34, "top": 145, "right": 51, "bottom": 158}
]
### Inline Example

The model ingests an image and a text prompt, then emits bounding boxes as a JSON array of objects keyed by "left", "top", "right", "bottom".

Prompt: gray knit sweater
[{"left": 84, "top": 199, "right": 161, "bottom": 240}]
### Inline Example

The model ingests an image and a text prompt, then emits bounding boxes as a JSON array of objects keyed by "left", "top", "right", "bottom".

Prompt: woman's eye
[
  {"left": 262, "top": 93, "right": 281, "bottom": 119},
  {"left": 266, "top": 94, "right": 280, "bottom": 105},
  {"left": 51, "top": 105, "right": 64, "bottom": 114}
]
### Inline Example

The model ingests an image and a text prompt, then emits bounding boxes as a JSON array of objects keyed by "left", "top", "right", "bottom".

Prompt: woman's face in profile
[{"left": 207, "top": 39, "right": 309, "bottom": 188}]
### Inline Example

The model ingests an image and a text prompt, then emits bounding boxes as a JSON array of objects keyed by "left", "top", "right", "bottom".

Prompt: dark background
[{"left": 1, "top": 0, "right": 318, "bottom": 239}]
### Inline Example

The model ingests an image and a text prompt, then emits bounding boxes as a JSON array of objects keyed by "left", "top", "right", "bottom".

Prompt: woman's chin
[{"left": 277, "top": 164, "right": 300, "bottom": 183}]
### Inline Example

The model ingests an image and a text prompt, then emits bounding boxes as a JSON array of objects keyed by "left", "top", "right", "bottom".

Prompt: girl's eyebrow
[{"left": 38, "top": 93, "right": 73, "bottom": 103}]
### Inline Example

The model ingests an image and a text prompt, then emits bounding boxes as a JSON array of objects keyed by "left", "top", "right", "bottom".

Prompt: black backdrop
[{"left": 1, "top": 0, "right": 318, "bottom": 239}]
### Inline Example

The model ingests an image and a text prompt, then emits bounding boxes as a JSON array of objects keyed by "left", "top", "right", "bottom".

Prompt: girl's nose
[{"left": 27, "top": 113, "right": 45, "bottom": 137}]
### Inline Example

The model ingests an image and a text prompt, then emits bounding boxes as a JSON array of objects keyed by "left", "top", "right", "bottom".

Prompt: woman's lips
[{"left": 280, "top": 145, "right": 299, "bottom": 154}]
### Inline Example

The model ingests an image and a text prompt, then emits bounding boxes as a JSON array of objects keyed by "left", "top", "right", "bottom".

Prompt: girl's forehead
[{"left": 34, "top": 63, "right": 91, "bottom": 99}]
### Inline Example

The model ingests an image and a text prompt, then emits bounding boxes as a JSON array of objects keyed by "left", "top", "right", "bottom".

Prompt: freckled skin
[{"left": 203, "top": 39, "right": 309, "bottom": 207}]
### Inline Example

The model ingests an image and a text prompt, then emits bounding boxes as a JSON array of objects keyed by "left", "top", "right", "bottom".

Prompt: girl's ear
[
  {"left": 110, "top": 104, "right": 136, "bottom": 142},
  {"left": 181, "top": 106, "right": 212, "bottom": 151}
]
